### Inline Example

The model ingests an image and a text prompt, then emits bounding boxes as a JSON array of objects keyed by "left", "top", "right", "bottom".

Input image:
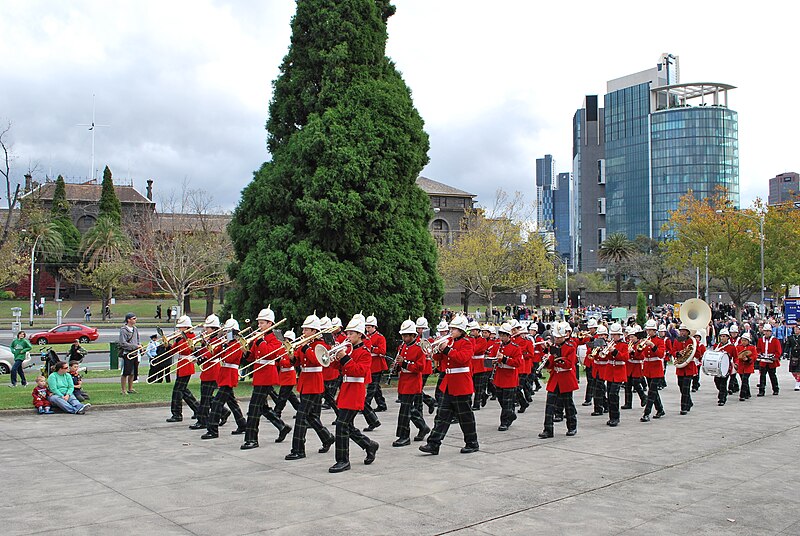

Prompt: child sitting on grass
[
  {"left": 32, "top": 376, "right": 54, "bottom": 414},
  {"left": 69, "top": 361, "right": 90, "bottom": 402}
]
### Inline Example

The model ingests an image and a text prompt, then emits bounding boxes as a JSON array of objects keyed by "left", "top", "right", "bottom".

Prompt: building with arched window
[{"left": 415, "top": 176, "right": 476, "bottom": 246}]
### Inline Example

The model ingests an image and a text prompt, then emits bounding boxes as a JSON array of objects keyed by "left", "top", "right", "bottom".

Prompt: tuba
[{"left": 674, "top": 298, "right": 711, "bottom": 368}]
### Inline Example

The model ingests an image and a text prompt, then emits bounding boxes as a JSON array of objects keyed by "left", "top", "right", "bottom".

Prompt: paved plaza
[{"left": 2, "top": 367, "right": 800, "bottom": 535}]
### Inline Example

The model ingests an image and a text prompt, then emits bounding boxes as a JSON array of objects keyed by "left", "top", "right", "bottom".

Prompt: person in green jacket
[
  {"left": 10, "top": 331, "right": 32, "bottom": 387},
  {"left": 47, "top": 361, "right": 88, "bottom": 414}
]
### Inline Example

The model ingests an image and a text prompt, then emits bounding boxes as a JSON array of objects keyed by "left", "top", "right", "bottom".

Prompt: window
[
  {"left": 432, "top": 219, "right": 446, "bottom": 231},
  {"left": 456, "top": 197, "right": 465, "bottom": 208},
  {"left": 598, "top": 197, "right": 606, "bottom": 215},
  {"left": 432, "top": 197, "right": 441, "bottom": 208},
  {"left": 597, "top": 227, "right": 606, "bottom": 246},
  {"left": 597, "top": 159, "right": 606, "bottom": 184}
]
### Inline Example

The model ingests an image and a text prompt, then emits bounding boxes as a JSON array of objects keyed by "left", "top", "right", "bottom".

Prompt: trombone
[
  {"left": 129, "top": 327, "right": 189, "bottom": 363},
  {"left": 218, "top": 318, "right": 287, "bottom": 374},
  {"left": 248, "top": 324, "right": 338, "bottom": 377}
]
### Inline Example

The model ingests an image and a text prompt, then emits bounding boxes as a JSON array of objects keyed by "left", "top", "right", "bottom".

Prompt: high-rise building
[
  {"left": 603, "top": 54, "right": 739, "bottom": 240},
  {"left": 572, "top": 95, "right": 606, "bottom": 272},
  {"left": 536, "top": 154, "right": 555, "bottom": 230},
  {"left": 768, "top": 172, "right": 800, "bottom": 206},
  {"left": 553, "top": 172, "right": 572, "bottom": 262}
]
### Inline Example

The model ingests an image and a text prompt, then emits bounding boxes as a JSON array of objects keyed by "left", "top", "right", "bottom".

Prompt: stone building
[{"left": 415, "top": 176, "right": 476, "bottom": 246}]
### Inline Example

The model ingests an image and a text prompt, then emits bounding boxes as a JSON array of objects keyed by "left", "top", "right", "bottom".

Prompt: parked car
[
  {"left": 0, "top": 345, "right": 33, "bottom": 375},
  {"left": 28, "top": 323, "right": 99, "bottom": 345}
]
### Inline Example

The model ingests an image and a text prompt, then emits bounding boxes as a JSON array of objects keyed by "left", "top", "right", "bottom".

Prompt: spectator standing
[
  {"left": 47, "top": 361, "right": 88, "bottom": 414},
  {"left": 9, "top": 331, "right": 32, "bottom": 387},
  {"left": 84, "top": 305, "right": 92, "bottom": 323},
  {"left": 32, "top": 376, "right": 53, "bottom": 414},
  {"left": 155, "top": 304, "right": 162, "bottom": 320},
  {"left": 118, "top": 313, "right": 141, "bottom": 395}
]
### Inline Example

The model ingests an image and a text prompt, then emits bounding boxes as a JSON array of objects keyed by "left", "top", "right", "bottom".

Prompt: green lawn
[{"left": 0, "top": 298, "right": 217, "bottom": 325}]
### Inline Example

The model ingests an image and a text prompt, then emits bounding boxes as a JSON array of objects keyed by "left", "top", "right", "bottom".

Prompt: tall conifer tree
[
  {"left": 228, "top": 0, "right": 443, "bottom": 332},
  {"left": 98, "top": 165, "right": 122, "bottom": 225}
]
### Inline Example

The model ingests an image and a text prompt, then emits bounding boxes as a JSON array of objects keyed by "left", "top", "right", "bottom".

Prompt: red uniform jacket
[
  {"left": 470, "top": 336, "right": 488, "bottom": 374},
  {"left": 628, "top": 344, "right": 645, "bottom": 378},
  {"left": 198, "top": 336, "right": 221, "bottom": 383},
  {"left": 336, "top": 342, "right": 371, "bottom": 411},
  {"left": 492, "top": 340, "right": 522, "bottom": 389},
  {"left": 712, "top": 341, "right": 738, "bottom": 377},
  {"left": 251, "top": 332, "right": 282, "bottom": 387},
  {"left": 437, "top": 335, "right": 474, "bottom": 396},
  {"left": 532, "top": 335, "right": 545, "bottom": 365},
  {"left": 366, "top": 332, "right": 388, "bottom": 373},
  {"left": 277, "top": 350, "right": 296, "bottom": 386},
  {"left": 512, "top": 334, "right": 533, "bottom": 374},
  {"left": 756, "top": 336, "right": 782, "bottom": 369},
  {"left": 545, "top": 343, "right": 579, "bottom": 393},
  {"left": 736, "top": 343, "right": 757, "bottom": 374},
  {"left": 295, "top": 339, "right": 327, "bottom": 394},
  {"left": 216, "top": 340, "right": 242, "bottom": 388},
  {"left": 673, "top": 338, "right": 698, "bottom": 377},
  {"left": 606, "top": 339, "right": 629, "bottom": 383},
  {"left": 396, "top": 341, "right": 425, "bottom": 395},
  {"left": 485, "top": 338, "right": 500, "bottom": 359},
  {"left": 664, "top": 338, "right": 673, "bottom": 361},
  {"left": 593, "top": 339, "right": 610, "bottom": 380},
  {"left": 642, "top": 336, "right": 666, "bottom": 379},
  {"left": 415, "top": 335, "right": 434, "bottom": 375},
  {"left": 173, "top": 332, "right": 196, "bottom": 378}
]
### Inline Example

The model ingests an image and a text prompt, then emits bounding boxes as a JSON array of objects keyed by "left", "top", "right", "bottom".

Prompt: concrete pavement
[{"left": 2, "top": 367, "right": 800, "bottom": 535}]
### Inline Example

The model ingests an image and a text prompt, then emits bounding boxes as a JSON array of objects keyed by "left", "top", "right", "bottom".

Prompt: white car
[{"left": 0, "top": 345, "right": 33, "bottom": 375}]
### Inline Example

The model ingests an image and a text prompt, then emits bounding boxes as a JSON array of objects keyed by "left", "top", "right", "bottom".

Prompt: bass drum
[{"left": 701, "top": 350, "right": 730, "bottom": 377}]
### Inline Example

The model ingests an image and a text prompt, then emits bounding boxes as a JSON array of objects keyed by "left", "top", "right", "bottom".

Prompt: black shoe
[
  {"left": 321, "top": 403, "right": 331, "bottom": 410},
  {"left": 318, "top": 436, "right": 335, "bottom": 453},
  {"left": 481, "top": 395, "right": 488, "bottom": 408},
  {"left": 375, "top": 406, "right": 387, "bottom": 413},
  {"left": 640, "top": 399, "right": 647, "bottom": 407},
  {"left": 219, "top": 413, "right": 229, "bottom": 427},
  {"left": 395, "top": 398, "right": 401, "bottom": 404},
  {"left": 525, "top": 397, "right": 533, "bottom": 403},
  {"left": 241, "top": 441, "right": 259, "bottom": 450},
  {"left": 190, "top": 413, "right": 197, "bottom": 420},
  {"left": 413, "top": 427, "right": 430, "bottom": 442},
  {"left": 680, "top": 410, "right": 688, "bottom": 415},
  {"left": 606, "top": 419, "right": 619, "bottom": 427},
  {"left": 419, "top": 444, "right": 439, "bottom": 455},
  {"left": 285, "top": 452, "right": 306, "bottom": 460},
  {"left": 460, "top": 444, "right": 479, "bottom": 454},
  {"left": 603, "top": 408, "right": 609, "bottom": 413},
  {"left": 566, "top": 429, "right": 577, "bottom": 436},
  {"left": 230, "top": 427, "right": 246, "bottom": 435},
  {"left": 581, "top": 401, "right": 592, "bottom": 406},
  {"left": 364, "top": 442, "right": 379, "bottom": 465},
  {"left": 471, "top": 405, "right": 481, "bottom": 411},
  {"left": 553, "top": 416, "right": 563, "bottom": 423},
  {"left": 329, "top": 461, "right": 351, "bottom": 473},
  {"left": 518, "top": 404, "right": 528, "bottom": 414},
  {"left": 363, "top": 422, "right": 381, "bottom": 432},
  {"left": 498, "top": 425, "right": 509, "bottom": 431},
  {"left": 76, "top": 409, "right": 86, "bottom": 415},
  {"left": 773, "top": 392, "right": 780, "bottom": 396},
  {"left": 757, "top": 393, "right": 765, "bottom": 397},
  {"left": 640, "top": 415, "right": 650, "bottom": 422},
  {"left": 392, "top": 438, "right": 411, "bottom": 447},
  {"left": 188, "top": 423, "right": 205, "bottom": 430},
  {"left": 691, "top": 388, "right": 698, "bottom": 393},
  {"left": 276, "top": 425, "right": 292, "bottom": 443},
  {"left": 538, "top": 431, "right": 554, "bottom": 439},
  {"left": 201, "top": 432, "right": 218, "bottom": 440},
  {"left": 425, "top": 399, "right": 436, "bottom": 414},
  {"left": 166, "top": 416, "right": 182, "bottom": 423},
  {"left": 590, "top": 411, "right": 603, "bottom": 416},
  {"left": 620, "top": 405, "right": 632, "bottom": 410},
  {"left": 654, "top": 411, "right": 665, "bottom": 419}
]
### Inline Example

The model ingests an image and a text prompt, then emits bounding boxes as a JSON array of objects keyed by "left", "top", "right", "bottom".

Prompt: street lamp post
[
  {"left": 716, "top": 209, "right": 766, "bottom": 315},
  {"left": 27, "top": 233, "right": 42, "bottom": 327}
]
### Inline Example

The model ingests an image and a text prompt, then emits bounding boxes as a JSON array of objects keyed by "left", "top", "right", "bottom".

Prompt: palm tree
[
  {"left": 80, "top": 216, "right": 131, "bottom": 268},
  {"left": 598, "top": 232, "right": 635, "bottom": 305}
]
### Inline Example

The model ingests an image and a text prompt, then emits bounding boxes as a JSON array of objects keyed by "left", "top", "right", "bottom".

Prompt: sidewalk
[{"left": 3, "top": 368, "right": 800, "bottom": 535}]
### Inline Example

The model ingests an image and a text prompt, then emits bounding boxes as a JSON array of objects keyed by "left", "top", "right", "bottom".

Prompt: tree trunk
[
  {"left": 205, "top": 287, "right": 214, "bottom": 316},
  {"left": 54, "top": 273, "right": 61, "bottom": 301},
  {"left": 535, "top": 284, "right": 541, "bottom": 307},
  {"left": 218, "top": 285, "right": 225, "bottom": 305},
  {"left": 183, "top": 292, "right": 192, "bottom": 315},
  {"left": 615, "top": 273, "right": 622, "bottom": 305}
]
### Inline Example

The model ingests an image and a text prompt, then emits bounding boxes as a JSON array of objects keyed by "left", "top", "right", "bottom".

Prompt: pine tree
[
  {"left": 51, "top": 175, "right": 71, "bottom": 220},
  {"left": 228, "top": 0, "right": 442, "bottom": 334},
  {"left": 47, "top": 175, "right": 81, "bottom": 300},
  {"left": 636, "top": 290, "right": 647, "bottom": 326},
  {"left": 98, "top": 165, "right": 122, "bottom": 225}
]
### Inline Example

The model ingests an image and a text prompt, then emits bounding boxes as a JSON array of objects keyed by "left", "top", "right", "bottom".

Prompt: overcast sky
[{"left": 1, "top": 1, "right": 795, "bottom": 212}]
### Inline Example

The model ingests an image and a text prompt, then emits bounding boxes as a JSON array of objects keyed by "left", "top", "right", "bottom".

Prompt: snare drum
[{"left": 701, "top": 350, "right": 730, "bottom": 377}]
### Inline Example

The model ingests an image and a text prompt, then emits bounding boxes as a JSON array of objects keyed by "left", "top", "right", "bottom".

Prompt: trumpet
[
  {"left": 637, "top": 336, "right": 652, "bottom": 351},
  {"left": 420, "top": 335, "right": 452, "bottom": 355},
  {"left": 599, "top": 339, "right": 616, "bottom": 358},
  {"left": 314, "top": 341, "right": 353, "bottom": 367}
]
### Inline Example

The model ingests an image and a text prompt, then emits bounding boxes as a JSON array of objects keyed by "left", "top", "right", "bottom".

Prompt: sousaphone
[{"left": 674, "top": 298, "right": 712, "bottom": 368}]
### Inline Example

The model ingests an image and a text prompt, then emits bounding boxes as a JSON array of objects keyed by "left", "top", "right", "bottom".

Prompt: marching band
[{"left": 146, "top": 297, "right": 789, "bottom": 474}]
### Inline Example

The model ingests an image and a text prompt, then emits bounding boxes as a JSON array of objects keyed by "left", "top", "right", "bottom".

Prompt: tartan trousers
[
  {"left": 434, "top": 373, "right": 445, "bottom": 406},
  {"left": 170, "top": 375, "right": 198, "bottom": 418},
  {"left": 396, "top": 393, "right": 428, "bottom": 439},
  {"left": 206, "top": 386, "right": 245, "bottom": 434},
  {"left": 642, "top": 377, "right": 664, "bottom": 416},
  {"left": 543, "top": 388, "right": 577, "bottom": 432},
  {"left": 593, "top": 377, "right": 608, "bottom": 413},
  {"left": 290, "top": 393, "right": 333, "bottom": 455},
  {"left": 624, "top": 376, "right": 647, "bottom": 406},
  {"left": 606, "top": 381, "right": 621, "bottom": 420},
  {"left": 415, "top": 375, "right": 435, "bottom": 413},
  {"left": 471, "top": 371, "right": 490, "bottom": 409},
  {"left": 273, "top": 385, "right": 300, "bottom": 415},
  {"left": 196, "top": 380, "right": 221, "bottom": 426},
  {"left": 245, "top": 385, "right": 288, "bottom": 443},
  {"left": 584, "top": 366, "right": 595, "bottom": 403},
  {"left": 519, "top": 374, "right": 533, "bottom": 401},
  {"left": 322, "top": 379, "right": 340, "bottom": 417},
  {"left": 365, "top": 372, "right": 386, "bottom": 409},
  {"left": 739, "top": 373, "right": 751, "bottom": 399},
  {"left": 335, "top": 409, "right": 373, "bottom": 464},
  {"left": 677, "top": 375, "right": 693, "bottom": 411},
  {"left": 496, "top": 387, "right": 517, "bottom": 427},
  {"left": 427, "top": 393, "right": 478, "bottom": 448}
]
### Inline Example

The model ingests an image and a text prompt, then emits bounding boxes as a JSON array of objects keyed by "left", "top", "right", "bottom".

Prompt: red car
[{"left": 29, "top": 323, "right": 99, "bottom": 345}]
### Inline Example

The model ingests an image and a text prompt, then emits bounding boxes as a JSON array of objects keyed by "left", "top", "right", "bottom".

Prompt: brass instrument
[
  {"left": 315, "top": 341, "right": 353, "bottom": 367},
  {"left": 130, "top": 327, "right": 189, "bottom": 363},
  {"left": 637, "top": 336, "right": 652, "bottom": 351},
  {"left": 673, "top": 298, "right": 711, "bottom": 368},
  {"left": 673, "top": 338, "right": 697, "bottom": 368},
  {"left": 205, "top": 318, "right": 286, "bottom": 373}
]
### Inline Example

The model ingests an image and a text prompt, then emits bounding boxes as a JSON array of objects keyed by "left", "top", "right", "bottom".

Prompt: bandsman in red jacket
[
  {"left": 710, "top": 328, "right": 738, "bottom": 407},
  {"left": 273, "top": 330, "right": 300, "bottom": 416},
  {"left": 419, "top": 314, "right": 479, "bottom": 456},
  {"left": 756, "top": 323, "right": 782, "bottom": 396},
  {"left": 319, "top": 316, "right": 341, "bottom": 418},
  {"left": 658, "top": 324, "right": 671, "bottom": 385},
  {"left": 640, "top": 320, "right": 666, "bottom": 422},
  {"left": 241, "top": 307, "right": 292, "bottom": 450},
  {"left": 431, "top": 320, "right": 450, "bottom": 409},
  {"left": 328, "top": 314, "right": 380, "bottom": 473},
  {"left": 538, "top": 323, "right": 579, "bottom": 438},
  {"left": 493, "top": 323, "right": 523, "bottom": 431},
  {"left": 673, "top": 324, "right": 696, "bottom": 415},
  {"left": 189, "top": 314, "right": 230, "bottom": 430},
  {"left": 581, "top": 318, "right": 599, "bottom": 406},
  {"left": 604, "top": 322, "right": 629, "bottom": 427},
  {"left": 591, "top": 325, "right": 610, "bottom": 416},
  {"left": 510, "top": 321, "right": 532, "bottom": 413},
  {"left": 483, "top": 325, "right": 501, "bottom": 403},
  {"left": 467, "top": 320, "right": 490, "bottom": 411},
  {"left": 285, "top": 314, "right": 335, "bottom": 460},
  {"left": 202, "top": 318, "right": 248, "bottom": 439},
  {"left": 392, "top": 320, "right": 431, "bottom": 447},
  {"left": 165, "top": 315, "right": 199, "bottom": 423},
  {"left": 726, "top": 324, "right": 741, "bottom": 394},
  {"left": 414, "top": 317, "right": 437, "bottom": 415},
  {"left": 736, "top": 332, "right": 756, "bottom": 400},
  {"left": 528, "top": 322, "right": 544, "bottom": 392},
  {"left": 364, "top": 316, "right": 388, "bottom": 413},
  {"left": 623, "top": 326, "right": 647, "bottom": 409}
]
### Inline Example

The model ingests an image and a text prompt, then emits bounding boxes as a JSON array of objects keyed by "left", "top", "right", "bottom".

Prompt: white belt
[
  {"left": 342, "top": 376, "right": 365, "bottom": 383},
  {"left": 221, "top": 363, "right": 238, "bottom": 369},
  {"left": 255, "top": 359, "right": 277, "bottom": 365},
  {"left": 610, "top": 361, "right": 626, "bottom": 366},
  {"left": 303, "top": 366, "right": 323, "bottom": 373},
  {"left": 497, "top": 363, "right": 515, "bottom": 370},
  {"left": 446, "top": 367, "right": 470, "bottom": 374},
  {"left": 554, "top": 367, "right": 572, "bottom": 373},
  {"left": 280, "top": 367, "right": 295, "bottom": 373},
  {"left": 628, "top": 359, "right": 643, "bottom": 364},
  {"left": 472, "top": 355, "right": 485, "bottom": 360},
  {"left": 644, "top": 357, "right": 661, "bottom": 362}
]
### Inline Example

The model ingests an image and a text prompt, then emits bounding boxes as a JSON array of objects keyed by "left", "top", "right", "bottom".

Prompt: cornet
[{"left": 314, "top": 341, "right": 352, "bottom": 367}]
